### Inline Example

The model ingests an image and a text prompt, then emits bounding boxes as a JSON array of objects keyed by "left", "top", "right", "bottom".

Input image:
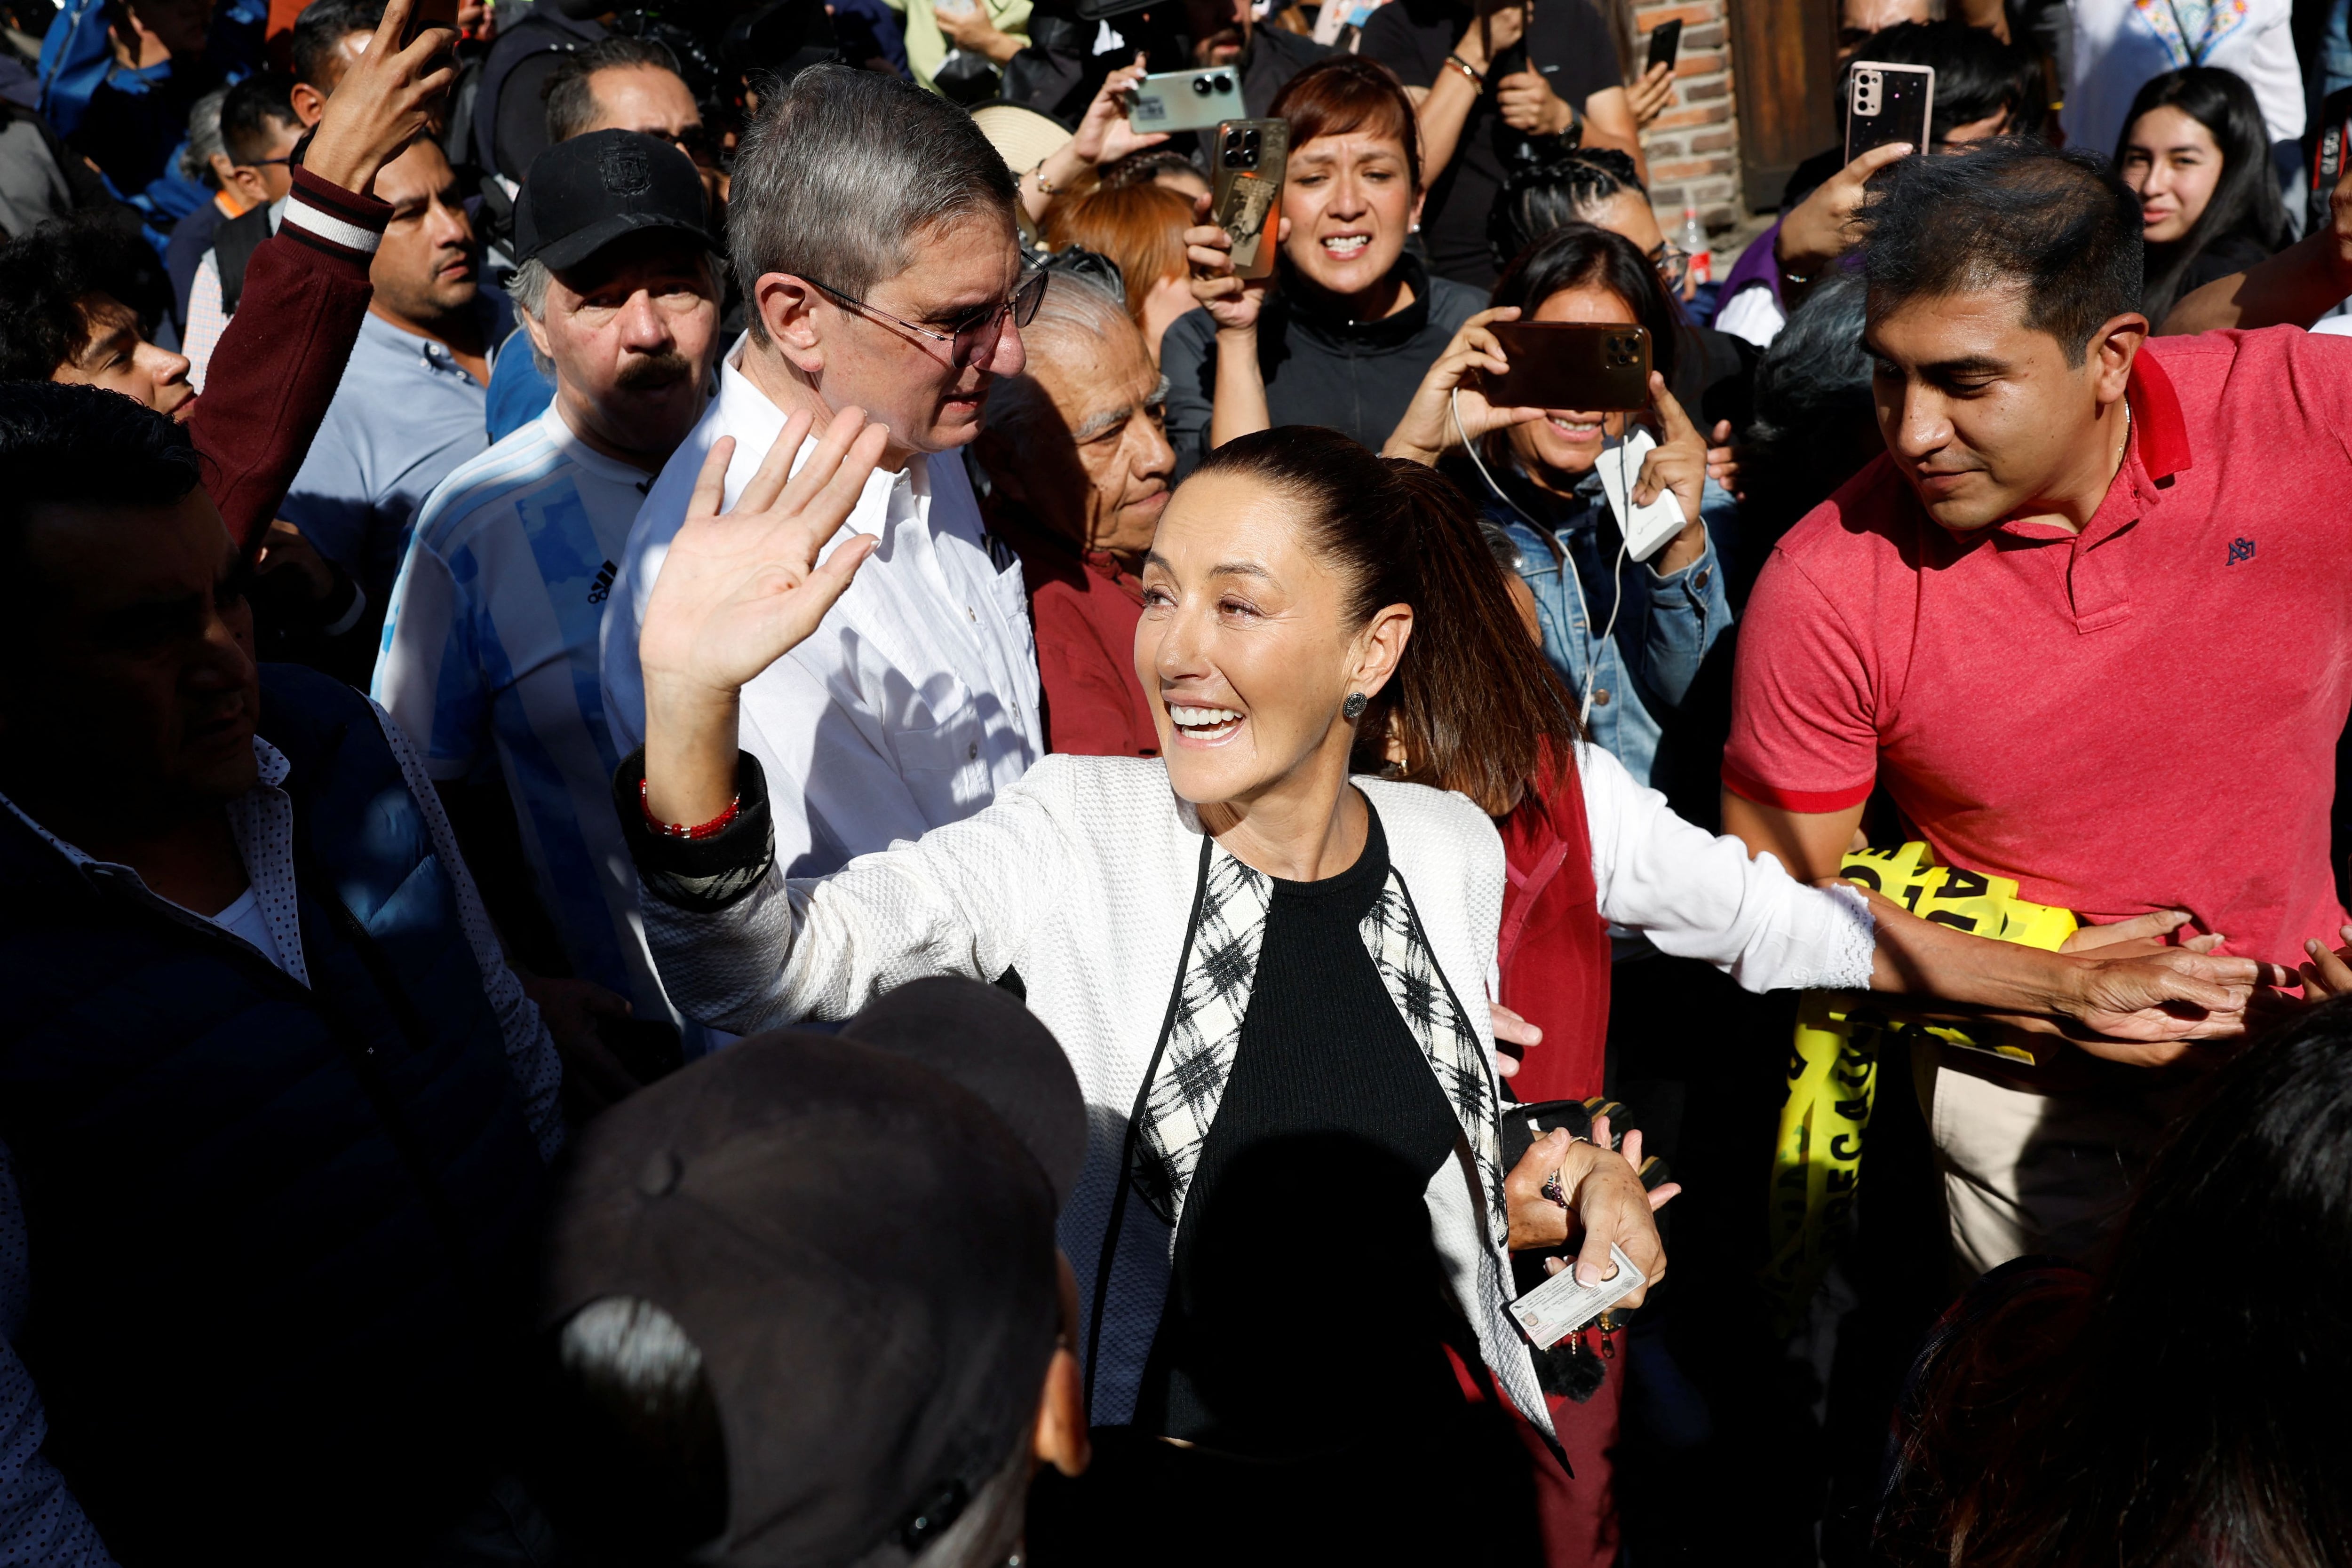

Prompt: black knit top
[{"left": 1135, "top": 801, "right": 1470, "bottom": 1454}]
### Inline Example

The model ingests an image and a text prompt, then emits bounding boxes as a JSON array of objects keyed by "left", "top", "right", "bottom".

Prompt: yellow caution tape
[{"left": 1760, "top": 843, "right": 2076, "bottom": 1335}]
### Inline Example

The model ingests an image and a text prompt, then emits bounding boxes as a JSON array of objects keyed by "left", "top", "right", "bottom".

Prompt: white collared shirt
[{"left": 601, "top": 335, "right": 1043, "bottom": 877}]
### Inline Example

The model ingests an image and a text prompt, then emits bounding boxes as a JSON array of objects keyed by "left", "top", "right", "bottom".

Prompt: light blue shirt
[
  {"left": 373, "top": 402, "right": 677, "bottom": 1025},
  {"left": 282, "top": 296, "right": 510, "bottom": 608},
  {"left": 484, "top": 325, "right": 556, "bottom": 443}
]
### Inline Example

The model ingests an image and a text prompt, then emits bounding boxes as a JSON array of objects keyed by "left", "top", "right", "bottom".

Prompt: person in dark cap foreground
[
  {"left": 535, "top": 976, "right": 1091, "bottom": 1567},
  {"left": 374, "top": 127, "right": 728, "bottom": 1106}
]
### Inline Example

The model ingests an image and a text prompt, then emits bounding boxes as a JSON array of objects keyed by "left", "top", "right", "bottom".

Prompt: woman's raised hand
[
  {"left": 643, "top": 408, "right": 886, "bottom": 701},
  {"left": 1777, "top": 141, "right": 1911, "bottom": 282},
  {"left": 1381, "top": 306, "right": 1547, "bottom": 466},
  {"left": 640, "top": 408, "right": 887, "bottom": 824},
  {"left": 1073, "top": 62, "right": 1166, "bottom": 167},
  {"left": 1185, "top": 190, "right": 1287, "bottom": 333},
  {"left": 1629, "top": 373, "right": 1710, "bottom": 574}
]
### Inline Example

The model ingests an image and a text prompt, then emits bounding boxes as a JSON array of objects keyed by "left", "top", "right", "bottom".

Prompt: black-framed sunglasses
[
  {"left": 806, "top": 268, "right": 1049, "bottom": 365},
  {"left": 239, "top": 154, "right": 296, "bottom": 171}
]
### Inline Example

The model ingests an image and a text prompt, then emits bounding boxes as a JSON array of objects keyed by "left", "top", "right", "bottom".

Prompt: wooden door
[{"left": 1729, "top": 0, "right": 1837, "bottom": 210}]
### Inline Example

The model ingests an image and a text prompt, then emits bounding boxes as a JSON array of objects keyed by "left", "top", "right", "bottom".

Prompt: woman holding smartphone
[
  {"left": 1383, "top": 223, "right": 1726, "bottom": 809},
  {"left": 2116, "top": 67, "right": 2293, "bottom": 326},
  {"left": 1161, "top": 55, "right": 1482, "bottom": 476}
]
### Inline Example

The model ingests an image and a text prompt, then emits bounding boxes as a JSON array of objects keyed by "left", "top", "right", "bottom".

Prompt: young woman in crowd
[
  {"left": 1487, "top": 149, "right": 1754, "bottom": 429},
  {"left": 1873, "top": 998, "right": 2352, "bottom": 1565},
  {"left": 1043, "top": 179, "right": 1200, "bottom": 362},
  {"left": 621, "top": 407, "right": 2261, "bottom": 1562},
  {"left": 1491, "top": 147, "right": 1695, "bottom": 301},
  {"left": 1383, "top": 222, "right": 1730, "bottom": 812},
  {"left": 2116, "top": 66, "right": 2293, "bottom": 327},
  {"left": 1160, "top": 55, "right": 1481, "bottom": 475}
]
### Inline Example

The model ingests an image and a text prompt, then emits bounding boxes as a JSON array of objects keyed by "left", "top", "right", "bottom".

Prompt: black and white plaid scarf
[{"left": 1130, "top": 842, "right": 1509, "bottom": 1250}]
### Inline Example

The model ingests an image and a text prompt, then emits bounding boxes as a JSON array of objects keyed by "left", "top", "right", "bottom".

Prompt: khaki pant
[{"left": 1912, "top": 1046, "right": 2191, "bottom": 1278}]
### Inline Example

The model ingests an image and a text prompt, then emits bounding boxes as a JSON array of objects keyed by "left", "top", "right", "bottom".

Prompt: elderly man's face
[
  {"left": 988, "top": 317, "right": 1172, "bottom": 564},
  {"left": 527, "top": 231, "right": 722, "bottom": 469}
]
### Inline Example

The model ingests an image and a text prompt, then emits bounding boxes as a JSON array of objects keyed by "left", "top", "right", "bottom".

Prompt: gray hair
[
  {"left": 507, "top": 257, "right": 556, "bottom": 375},
  {"left": 729, "top": 63, "right": 1016, "bottom": 342},
  {"left": 181, "top": 87, "right": 230, "bottom": 188},
  {"left": 979, "top": 275, "right": 1158, "bottom": 452}
]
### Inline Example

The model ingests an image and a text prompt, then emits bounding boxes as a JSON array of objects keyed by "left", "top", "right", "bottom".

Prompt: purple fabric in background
[{"left": 1719, "top": 218, "right": 1787, "bottom": 315}]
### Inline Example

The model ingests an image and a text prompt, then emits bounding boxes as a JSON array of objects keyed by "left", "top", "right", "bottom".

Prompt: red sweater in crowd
[
  {"left": 1496, "top": 753, "right": 1613, "bottom": 1104},
  {"left": 989, "top": 503, "right": 1160, "bottom": 759},
  {"left": 191, "top": 165, "right": 388, "bottom": 555}
]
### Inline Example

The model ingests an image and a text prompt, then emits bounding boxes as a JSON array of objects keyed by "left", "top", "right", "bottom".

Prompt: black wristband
[{"left": 613, "top": 747, "right": 775, "bottom": 913}]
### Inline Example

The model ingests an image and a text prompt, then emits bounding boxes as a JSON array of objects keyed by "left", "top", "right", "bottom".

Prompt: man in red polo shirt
[{"left": 1723, "top": 141, "right": 2351, "bottom": 1273}]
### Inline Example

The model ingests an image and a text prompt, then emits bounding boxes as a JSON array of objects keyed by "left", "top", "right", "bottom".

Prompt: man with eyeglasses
[
  {"left": 181, "top": 0, "right": 389, "bottom": 382},
  {"left": 602, "top": 63, "right": 1048, "bottom": 885},
  {"left": 182, "top": 71, "right": 302, "bottom": 387}
]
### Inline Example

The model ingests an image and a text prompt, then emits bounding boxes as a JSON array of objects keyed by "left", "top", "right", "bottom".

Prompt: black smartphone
[
  {"left": 1210, "top": 118, "right": 1289, "bottom": 281},
  {"left": 1483, "top": 322, "right": 1652, "bottom": 412},
  {"left": 1844, "top": 60, "right": 1934, "bottom": 162},
  {"left": 405, "top": 0, "right": 462, "bottom": 39},
  {"left": 1645, "top": 17, "right": 1682, "bottom": 76}
]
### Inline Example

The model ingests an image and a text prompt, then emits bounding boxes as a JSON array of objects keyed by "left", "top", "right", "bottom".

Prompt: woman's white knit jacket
[{"left": 639, "top": 744, "right": 1876, "bottom": 1439}]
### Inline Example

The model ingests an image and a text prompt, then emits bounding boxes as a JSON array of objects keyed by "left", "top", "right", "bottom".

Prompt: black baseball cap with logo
[
  {"left": 514, "top": 127, "right": 720, "bottom": 272},
  {"left": 538, "top": 977, "right": 1086, "bottom": 1567}
]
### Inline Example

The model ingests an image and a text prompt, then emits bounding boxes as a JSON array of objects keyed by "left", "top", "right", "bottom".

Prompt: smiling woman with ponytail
[{"left": 619, "top": 410, "right": 2269, "bottom": 1564}]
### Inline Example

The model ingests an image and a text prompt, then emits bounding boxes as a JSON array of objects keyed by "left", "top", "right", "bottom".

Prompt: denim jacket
[{"left": 1485, "top": 465, "right": 1735, "bottom": 793}]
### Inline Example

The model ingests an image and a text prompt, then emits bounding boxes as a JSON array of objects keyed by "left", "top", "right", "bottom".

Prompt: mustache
[{"left": 615, "top": 352, "right": 696, "bottom": 391}]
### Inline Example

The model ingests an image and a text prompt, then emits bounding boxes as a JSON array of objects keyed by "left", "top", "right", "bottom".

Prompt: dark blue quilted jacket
[{"left": 0, "top": 665, "right": 547, "bottom": 1565}]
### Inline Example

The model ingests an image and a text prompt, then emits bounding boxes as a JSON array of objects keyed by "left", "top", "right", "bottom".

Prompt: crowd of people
[{"left": 0, "top": 0, "right": 2348, "bottom": 1560}]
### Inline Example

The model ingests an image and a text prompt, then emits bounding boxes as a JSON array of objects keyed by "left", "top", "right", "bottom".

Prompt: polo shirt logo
[
  {"left": 2228, "top": 537, "right": 2257, "bottom": 565},
  {"left": 588, "top": 560, "right": 617, "bottom": 604}
]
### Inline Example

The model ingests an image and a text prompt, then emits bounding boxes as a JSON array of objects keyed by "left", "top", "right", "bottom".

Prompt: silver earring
[{"left": 1342, "top": 692, "right": 1368, "bottom": 720}]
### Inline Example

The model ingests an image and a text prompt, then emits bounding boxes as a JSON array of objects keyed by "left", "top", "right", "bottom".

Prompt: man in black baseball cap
[
  {"left": 373, "top": 126, "right": 730, "bottom": 1078},
  {"left": 530, "top": 977, "right": 1093, "bottom": 1568}
]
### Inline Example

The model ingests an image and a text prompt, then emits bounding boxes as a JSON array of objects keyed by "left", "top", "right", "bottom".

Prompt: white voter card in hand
[
  {"left": 1510, "top": 1243, "right": 1645, "bottom": 1348},
  {"left": 1595, "top": 430, "right": 1688, "bottom": 563}
]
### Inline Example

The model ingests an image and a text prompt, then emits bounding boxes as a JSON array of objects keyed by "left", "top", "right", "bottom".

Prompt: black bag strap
[
  {"left": 215, "top": 202, "right": 273, "bottom": 317},
  {"left": 1082, "top": 829, "right": 1213, "bottom": 1423}
]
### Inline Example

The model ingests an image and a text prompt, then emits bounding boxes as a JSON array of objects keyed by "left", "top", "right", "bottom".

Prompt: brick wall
[{"left": 1632, "top": 0, "right": 1742, "bottom": 239}]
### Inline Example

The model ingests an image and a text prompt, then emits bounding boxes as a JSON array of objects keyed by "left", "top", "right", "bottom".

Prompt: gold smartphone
[{"left": 1210, "top": 119, "right": 1289, "bottom": 281}]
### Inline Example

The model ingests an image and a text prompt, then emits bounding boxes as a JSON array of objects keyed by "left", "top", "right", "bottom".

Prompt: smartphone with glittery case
[{"left": 1845, "top": 62, "right": 1934, "bottom": 162}]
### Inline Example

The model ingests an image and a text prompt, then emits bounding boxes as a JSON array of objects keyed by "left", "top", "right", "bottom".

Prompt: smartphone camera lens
[
  {"left": 1193, "top": 75, "right": 1214, "bottom": 95},
  {"left": 1212, "top": 72, "right": 1232, "bottom": 91}
]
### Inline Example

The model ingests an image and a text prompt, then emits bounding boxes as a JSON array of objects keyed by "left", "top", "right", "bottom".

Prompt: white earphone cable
[{"left": 1451, "top": 386, "right": 1625, "bottom": 728}]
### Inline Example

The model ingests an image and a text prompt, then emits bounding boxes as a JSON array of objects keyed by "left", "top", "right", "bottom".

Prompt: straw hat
[{"left": 969, "top": 103, "right": 1073, "bottom": 179}]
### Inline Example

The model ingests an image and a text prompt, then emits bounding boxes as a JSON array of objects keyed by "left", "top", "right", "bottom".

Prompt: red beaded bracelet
[{"left": 640, "top": 777, "right": 742, "bottom": 840}]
